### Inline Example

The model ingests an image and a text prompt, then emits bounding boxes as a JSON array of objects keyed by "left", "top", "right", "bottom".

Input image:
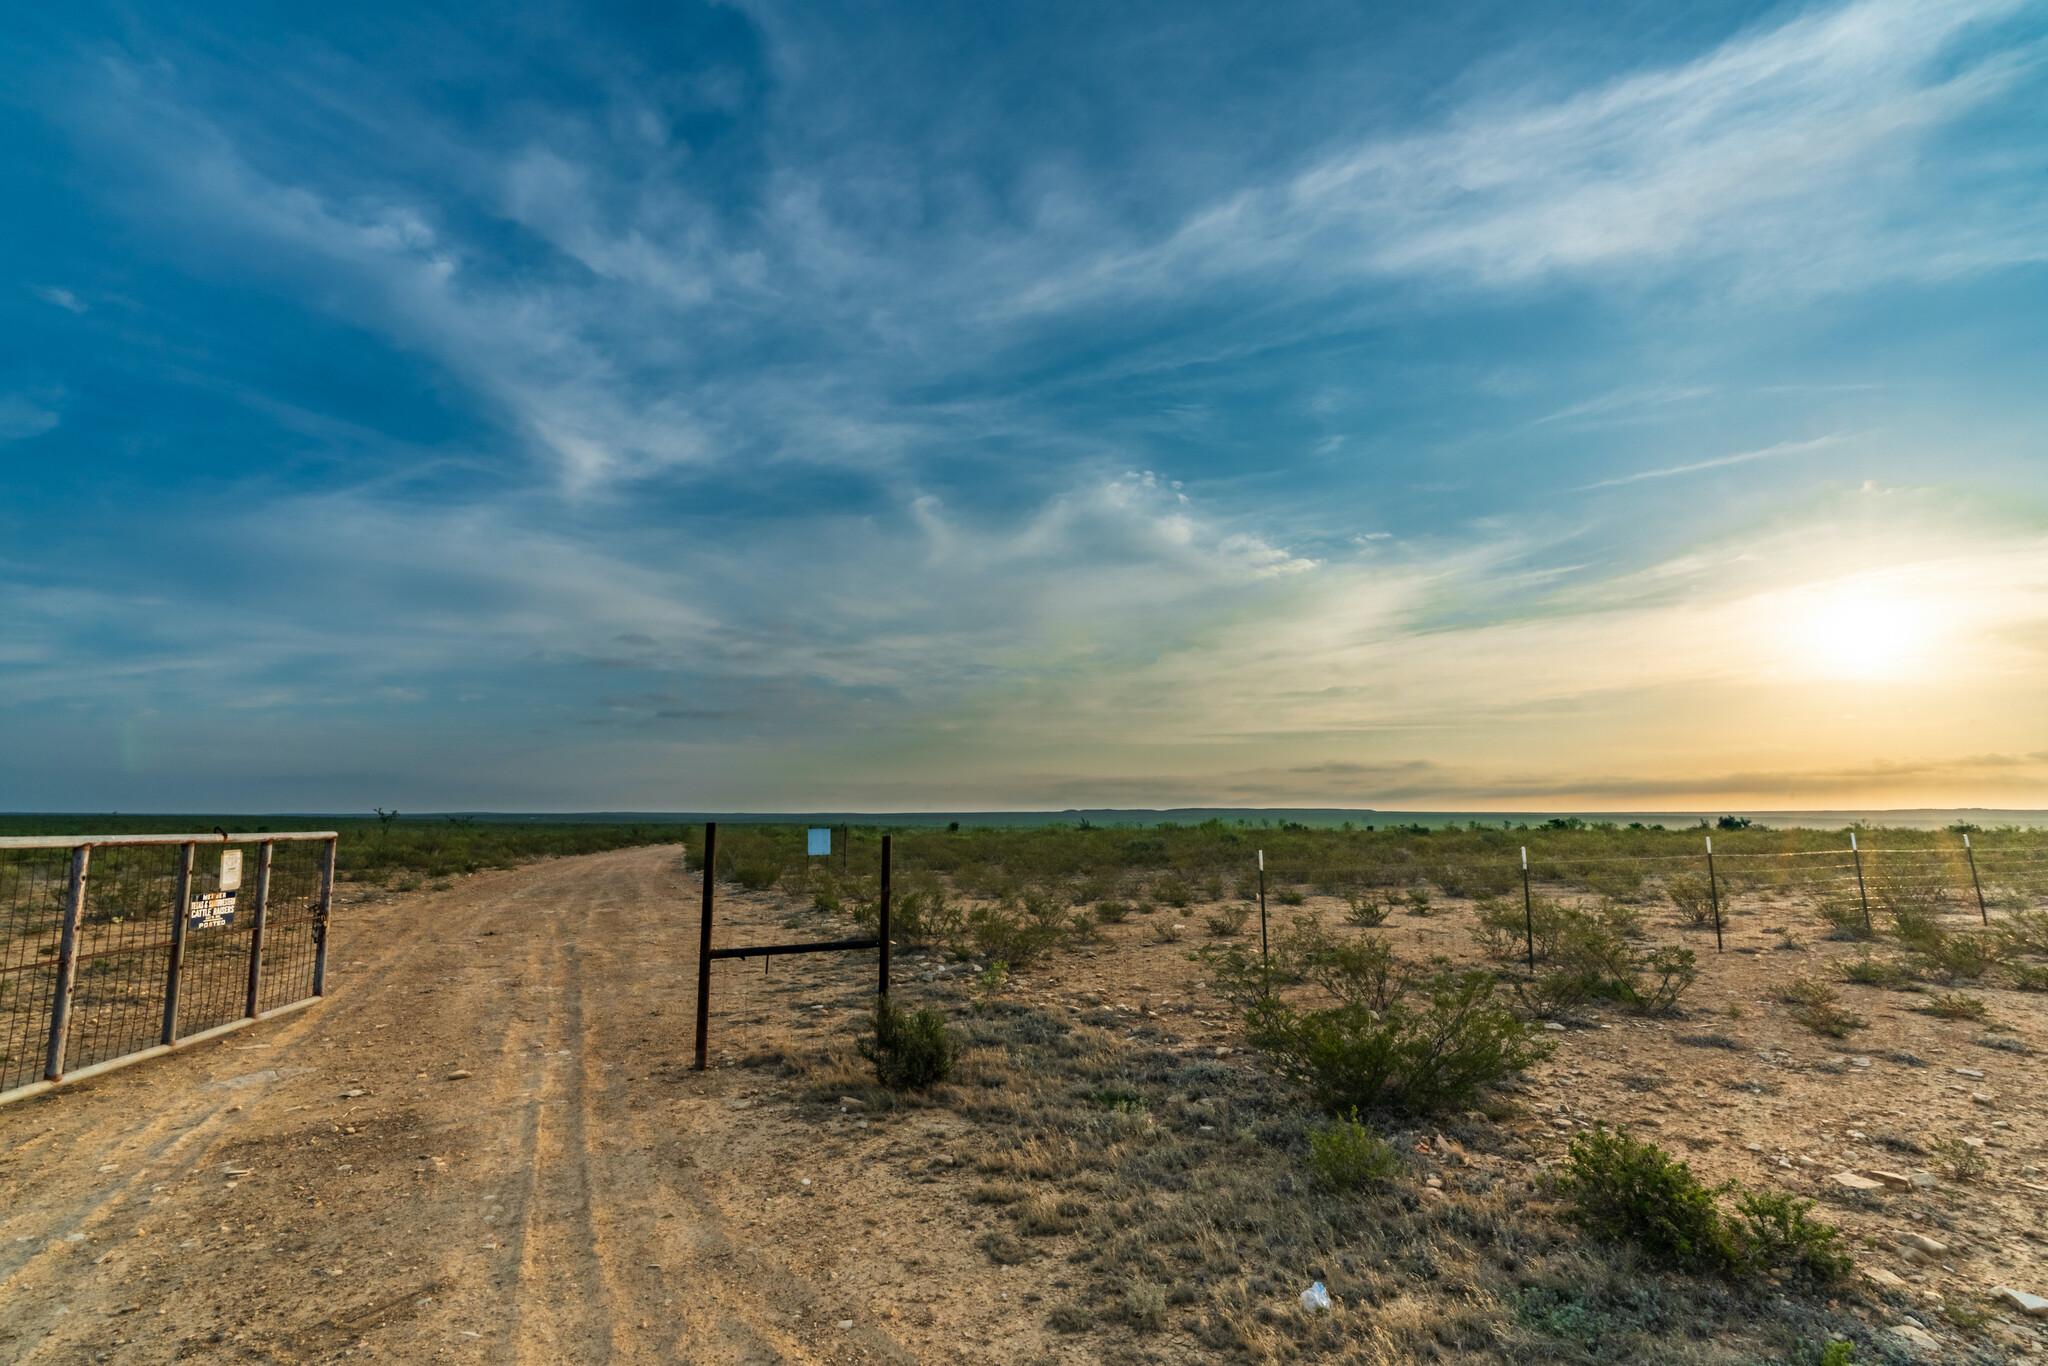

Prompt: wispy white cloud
[
  {"left": 31, "top": 285, "right": 87, "bottom": 313},
  {"left": 1578, "top": 433, "right": 1844, "bottom": 489},
  {"left": 0, "top": 392, "right": 61, "bottom": 442},
  {"left": 1030, "top": 0, "right": 2041, "bottom": 306}
]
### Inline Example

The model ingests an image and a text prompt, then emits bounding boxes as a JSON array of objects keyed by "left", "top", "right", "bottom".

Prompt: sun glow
[{"left": 1774, "top": 582, "right": 1938, "bottom": 681}]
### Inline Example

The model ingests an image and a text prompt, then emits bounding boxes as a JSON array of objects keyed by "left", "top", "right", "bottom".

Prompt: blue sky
[{"left": 4, "top": 0, "right": 2047, "bottom": 813}]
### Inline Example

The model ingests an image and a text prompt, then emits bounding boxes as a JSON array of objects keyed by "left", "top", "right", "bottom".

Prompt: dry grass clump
[{"left": 1777, "top": 978, "right": 1867, "bottom": 1037}]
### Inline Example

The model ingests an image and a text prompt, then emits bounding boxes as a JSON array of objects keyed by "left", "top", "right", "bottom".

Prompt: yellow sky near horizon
[{"left": 714, "top": 489, "right": 2048, "bottom": 812}]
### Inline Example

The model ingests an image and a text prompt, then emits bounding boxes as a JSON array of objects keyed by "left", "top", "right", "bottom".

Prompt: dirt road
[{"left": 0, "top": 845, "right": 999, "bottom": 1366}]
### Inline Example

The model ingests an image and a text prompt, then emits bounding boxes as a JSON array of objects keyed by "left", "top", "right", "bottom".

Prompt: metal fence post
[
  {"left": 161, "top": 842, "right": 195, "bottom": 1044},
  {"left": 878, "top": 835, "right": 892, "bottom": 997},
  {"left": 1963, "top": 834, "right": 1989, "bottom": 926},
  {"left": 243, "top": 841, "right": 273, "bottom": 1019},
  {"left": 1257, "top": 850, "right": 1269, "bottom": 991},
  {"left": 43, "top": 845, "right": 92, "bottom": 1081},
  {"left": 694, "top": 822, "right": 717, "bottom": 1071},
  {"left": 313, "top": 836, "right": 337, "bottom": 995},
  {"left": 1705, "top": 836, "right": 1723, "bottom": 953},
  {"left": 1851, "top": 833, "right": 1871, "bottom": 934},
  {"left": 1521, "top": 847, "right": 1535, "bottom": 970}
]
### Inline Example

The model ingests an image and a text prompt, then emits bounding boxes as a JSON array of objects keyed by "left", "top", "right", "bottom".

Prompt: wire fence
[{"left": 0, "top": 833, "right": 337, "bottom": 1104}]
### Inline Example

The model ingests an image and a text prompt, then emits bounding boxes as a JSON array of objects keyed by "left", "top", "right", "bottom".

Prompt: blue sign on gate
[
  {"left": 807, "top": 828, "right": 831, "bottom": 856},
  {"left": 188, "top": 890, "right": 237, "bottom": 931}
]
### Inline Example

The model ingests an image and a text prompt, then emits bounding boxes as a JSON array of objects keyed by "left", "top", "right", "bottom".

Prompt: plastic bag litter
[{"left": 1300, "top": 1282, "right": 1332, "bottom": 1312}]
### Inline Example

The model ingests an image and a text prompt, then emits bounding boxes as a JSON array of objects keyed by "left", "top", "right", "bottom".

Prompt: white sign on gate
[{"left": 219, "top": 848, "right": 243, "bottom": 891}]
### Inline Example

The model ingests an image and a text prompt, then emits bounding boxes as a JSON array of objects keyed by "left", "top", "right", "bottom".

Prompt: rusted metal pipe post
[
  {"left": 161, "top": 842, "right": 195, "bottom": 1044},
  {"left": 313, "top": 836, "right": 337, "bottom": 995},
  {"left": 1706, "top": 836, "right": 1723, "bottom": 953},
  {"left": 694, "top": 822, "right": 717, "bottom": 1071},
  {"left": 1257, "top": 850, "right": 1269, "bottom": 992},
  {"left": 44, "top": 845, "right": 92, "bottom": 1081},
  {"left": 1964, "top": 834, "right": 1988, "bottom": 926},
  {"left": 1521, "top": 847, "right": 1535, "bottom": 970},
  {"left": 877, "top": 835, "right": 892, "bottom": 997},
  {"left": 243, "top": 841, "right": 273, "bottom": 1018}
]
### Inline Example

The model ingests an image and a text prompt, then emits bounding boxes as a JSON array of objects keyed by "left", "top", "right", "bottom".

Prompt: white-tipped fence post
[
  {"left": 1851, "top": 832, "right": 1871, "bottom": 934},
  {"left": 1706, "top": 836, "right": 1723, "bottom": 953},
  {"left": 1964, "top": 833, "right": 1988, "bottom": 926}
]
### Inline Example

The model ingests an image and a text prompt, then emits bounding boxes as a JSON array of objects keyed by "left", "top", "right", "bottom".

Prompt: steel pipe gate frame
[
  {"left": 693, "top": 822, "right": 892, "bottom": 1070},
  {"left": 0, "top": 830, "right": 338, "bottom": 1108}
]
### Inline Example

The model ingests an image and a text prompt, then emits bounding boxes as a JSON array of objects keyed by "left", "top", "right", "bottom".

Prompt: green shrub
[
  {"left": 1474, "top": 895, "right": 1577, "bottom": 961},
  {"left": 1153, "top": 876, "right": 1193, "bottom": 908},
  {"left": 1092, "top": 900, "right": 1131, "bottom": 924},
  {"left": 1624, "top": 945, "right": 1699, "bottom": 1016},
  {"left": 1558, "top": 1125, "right": 1738, "bottom": 1271},
  {"left": 1281, "top": 916, "right": 1409, "bottom": 1011},
  {"left": 1307, "top": 1108, "right": 1400, "bottom": 1190},
  {"left": 1818, "top": 1339, "right": 1855, "bottom": 1366},
  {"left": 1815, "top": 895, "right": 1875, "bottom": 938},
  {"left": 1927, "top": 1135, "right": 1988, "bottom": 1182},
  {"left": 1344, "top": 891, "right": 1391, "bottom": 927},
  {"left": 1780, "top": 978, "right": 1866, "bottom": 1037},
  {"left": 851, "top": 879, "right": 960, "bottom": 944},
  {"left": 1730, "top": 1189, "right": 1852, "bottom": 1282},
  {"left": 1584, "top": 863, "right": 1647, "bottom": 901},
  {"left": 1561, "top": 1126, "right": 1853, "bottom": 1283},
  {"left": 1838, "top": 953, "right": 1909, "bottom": 988},
  {"left": 967, "top": 906, "right": 1061, "bottom": 967},
  {"left": 1022, "top": 888, "right": 1067, "bottom": 927},
  {"left": 971, "top": 960, "right": 1010, "bottom": 1014},
  {"left": 1204, "top": 905, "right": 1250, "bottom": 937},
  {"left": 1889, "top": 905, "right": 1947, "bottom": 955},
  {"left": 2000, "top": 910, "right": 2048, "bottom": 957},
  {"left": 731, "top": 860, "right": 782, "bottom": 892},
  {"left": 1917, "top": 931, "right": 2002, "bottom": 981},
  {"left": 1276, "top": 888, "right": 1306, "bottom": 907},
  {"left": 859, "top": 994, "right": 958, "bottom": 1090},
  {"left": 1515, "top": 966, "right": 1602, "bottom": 1018},
  {"left": 1499, "top": 906, "right": 1695, "bottom": 1017},
  {"left": 1916, "top": 992, "right": 1990, "bottom": 1022},
  {"left": 1249, "top": 970, "right": 1550, "bottom": 1116},
  {"left": 2008, "top": 962, "right": 2048, "bottom": 991}
]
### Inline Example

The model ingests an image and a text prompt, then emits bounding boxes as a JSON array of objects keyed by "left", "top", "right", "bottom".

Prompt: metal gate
[{"left": 0, "top": 832, "right": 337, "bottom": 1106}]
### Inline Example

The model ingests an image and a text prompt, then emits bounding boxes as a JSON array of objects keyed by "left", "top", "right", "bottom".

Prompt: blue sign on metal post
[{"left": 806, "top": 828, "right": 831, "bottom": 857}]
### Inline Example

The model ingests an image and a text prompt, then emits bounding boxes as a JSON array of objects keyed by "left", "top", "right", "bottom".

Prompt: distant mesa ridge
[{"left": 10, "top": 807, "right": 2032, "bottom": 831}]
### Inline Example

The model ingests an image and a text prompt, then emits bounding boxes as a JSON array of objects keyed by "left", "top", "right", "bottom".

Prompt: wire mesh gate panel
[{"left": 0, "top": 832, "right": 336, "bottom": 1105}]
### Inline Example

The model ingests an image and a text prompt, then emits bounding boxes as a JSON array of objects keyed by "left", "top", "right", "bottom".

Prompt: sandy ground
[
  {"left": 4, "top": 845, "right": 2047, "bottom": 1364},
  {"left": 0, "top": 845, "right": 985, "bottom": 1365}
]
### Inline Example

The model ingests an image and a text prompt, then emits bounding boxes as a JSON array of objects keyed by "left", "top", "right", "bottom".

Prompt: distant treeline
[
  {"left": 0, "top": 814, "right": 687, "bottom": 883},
  {"left": 5, "top": 813, "right": 2042, "bottom": 897},
  {"left": 690, "top": 816, "right": 2048, "bottom": 901}
]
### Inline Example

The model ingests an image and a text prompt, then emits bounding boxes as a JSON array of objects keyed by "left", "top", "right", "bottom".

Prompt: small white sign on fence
[
  {"left": 807, "top": 828, "right": 831, "bottom": 857},
  {"left": 219, "top": 848, "right": 243, "bottom": 891}
]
